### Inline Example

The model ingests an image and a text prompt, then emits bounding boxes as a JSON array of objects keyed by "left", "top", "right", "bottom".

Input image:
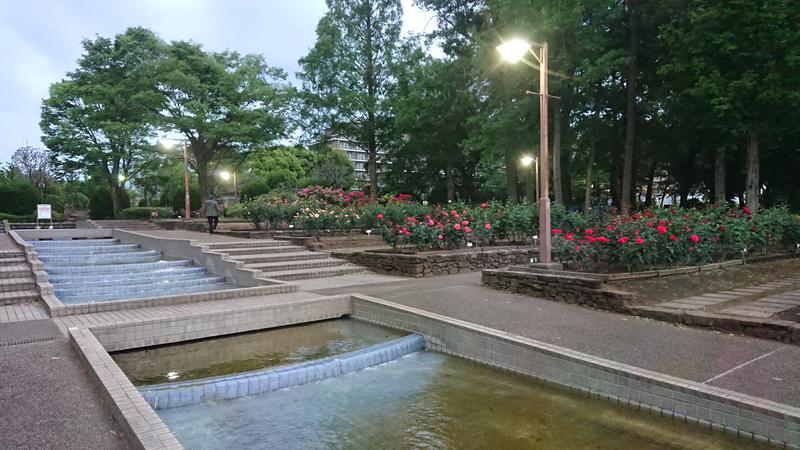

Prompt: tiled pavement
[{"left": 656, "top": 276, "right": 800, "bottom": 319}]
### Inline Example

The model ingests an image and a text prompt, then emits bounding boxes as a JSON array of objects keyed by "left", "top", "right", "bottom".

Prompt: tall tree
[
  {"left": 154, "top": 42, "right": 293, "bottom": 199},
  {"left": 40, "top": 27, "right": 162, "bottom": 218},
  {"left": 10, "top": 146, "right": 55, "bottom": 192},
  {"left": 298, "top": 0, "right": 403, "bottom": 198},
  {"left": 660, "top": 0, "right": 800, "bottom": 212}
]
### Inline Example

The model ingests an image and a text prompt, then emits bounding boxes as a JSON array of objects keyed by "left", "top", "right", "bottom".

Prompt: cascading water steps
[
  {"left": 139, "top": 334, "right": 425, "bottom": 410},
  {"left": 30, "top": 238, "right": 232, "bottom": 304}
]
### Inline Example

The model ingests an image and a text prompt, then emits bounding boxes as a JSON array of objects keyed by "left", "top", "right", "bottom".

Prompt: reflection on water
[
  {"left": 159, "top": 352, "right": 763, "bottom": 450},
  {"left": 112, "top": 318, "right": 403, "bottom": 385}
]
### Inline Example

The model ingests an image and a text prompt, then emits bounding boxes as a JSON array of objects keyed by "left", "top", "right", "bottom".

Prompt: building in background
[{"left": 326, "top": 136, "right": 388, "bottom": 181}]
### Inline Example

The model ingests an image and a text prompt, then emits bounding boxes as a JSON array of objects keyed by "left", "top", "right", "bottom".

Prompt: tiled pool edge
[
  {"left": 69, "top": 327, "right": 182, "bottom": 450},
  {"left": 350, "top": 294, "right": 800, "bottom": 449},
  {"left": 68, "top": 294, "right": 352, "bottom": 450}
]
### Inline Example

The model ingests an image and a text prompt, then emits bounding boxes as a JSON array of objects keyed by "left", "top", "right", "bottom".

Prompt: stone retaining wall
[
  {"left": 333, "top": 247, "right": 537, "bottom": 277},
  {"left": 481, "top": 269, "right": 635, "bottom": 313}
]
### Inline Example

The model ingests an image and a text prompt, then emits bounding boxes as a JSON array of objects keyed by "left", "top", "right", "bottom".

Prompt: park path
[
  {"left": 655, "top": 276, "right": 800, "bottom": 319},
  {"left": 311, "top": 271, "right": 800, "bottom": 408}
]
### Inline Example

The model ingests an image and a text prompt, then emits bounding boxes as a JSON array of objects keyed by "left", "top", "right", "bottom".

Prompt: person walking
[{"left": 203, "top": 195, "right": 220, "bottom": 234}]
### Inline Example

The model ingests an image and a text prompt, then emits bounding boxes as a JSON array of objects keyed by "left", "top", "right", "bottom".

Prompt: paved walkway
[
  {"left": 312, "top": 271, "right": 800, "bottom": 407},
  {"left": 0, "top": 320, "right": 129, "bottom": 449},
  {"left": 656, "top": 276, "right": 800, "bottom": 318}
]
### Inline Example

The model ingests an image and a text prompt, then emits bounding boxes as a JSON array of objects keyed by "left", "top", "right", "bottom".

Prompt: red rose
[
  {"left": 657, "top": 225, "right": 667, "bottom": 235},
  {"left": 464, "top": 226, "right": 471, "bottom": 233},
  {"left": 575, "top": 245, "right": 581, "bottom": 252},
  {"left": 377, "top": 213, "right": 384, "bottom": 219},
  {"left": 635, "top": 237, "right": 644, "bottom": 245},
  {"left": 618, "top": 236, "right": 630, "bottom": 244},
  {"left": 461, "top": 220, "right": 469, "bottom": 226},
  {"left": 480, "top": 202, "right": 488, "bottom": 209},
  {"left": 454, "top": 224, "right": 461, "bottom": 231},
  {"left": 689, "top": 234, "right": 700, "bottom": 243},
  {"left": 688, "top": 246, "right": 695, "bottom": 253},
  {"left": 585, "top": 228, "right": 594, "bottom": 235},
  {"left": 565, "top": 233, "right": 574, "bottom": 241},
  {"left": 485, "top": 223, "right": 492, "bottom": 230},
  {"left": 669, "top": 234, "right": 678, "bottom": 241},
  {"left": 552, "top": 229, "right": 564, "bottom": 235},
  {"left": 438, "top": 234, "right": 444, "bottom": 240}
]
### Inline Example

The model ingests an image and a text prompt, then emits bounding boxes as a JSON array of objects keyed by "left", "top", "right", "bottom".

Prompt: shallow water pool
[{"left": 158, "top": 351, "right": 763, "bottom": 449}]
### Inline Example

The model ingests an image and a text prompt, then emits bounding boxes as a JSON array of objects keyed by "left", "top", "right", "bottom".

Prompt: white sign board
[{"left": 37, "top": 204, "right": 52, "bottom": 220}]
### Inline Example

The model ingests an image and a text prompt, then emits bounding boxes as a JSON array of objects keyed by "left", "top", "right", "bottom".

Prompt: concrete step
[
  {"left": 0, "top": 278, "right": 36, "bottom": 293},
  {"left": 93, "top": 220, "right": 161, "bottom": 230},
  {"left": 205, "top": 240, "right": 290, "bottom": 250},
  {"left": 223, "top": 245, "right": 307, "bottom": 256},
  {"left": 244, "top": 258, "right": 347, "bottom": 272},
  {"left": 0, "top": 251, "right": 25, "bottom": 260},
  {"left": 263, "top": 264, "right": 367, "bottom": 281},
  {"left": 212, "top": 245, "right": 303, "bottom": 256},
  {"left": 230, "top": 251, "right": 329, "bottom": 264},
  {"left": 0, "top": 264, "right": 30, "bottom": 279},
  {"left": 0, "top": 290, "right": 40, "bottom": 306},
  {"left": 39, "top": 250, "right": 161, "bottom": 266},
  {"left": 0, "top": 255, "right": 26, "bottom": 265}
]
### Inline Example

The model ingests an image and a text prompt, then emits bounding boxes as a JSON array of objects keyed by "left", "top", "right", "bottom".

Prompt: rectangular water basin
[
  {"left": 157, "top": 350, "right": 764, "bottom": 449},
  {"left": 113, "top": 318, "right": 404, "bottom": 385}
]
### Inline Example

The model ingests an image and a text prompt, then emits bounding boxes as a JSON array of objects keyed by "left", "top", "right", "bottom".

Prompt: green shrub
[
  {"left": 89, "top": 186, "right": 131, "bottom": 219},
  {"left": 0, "top": 212, "right": 64, "bottom": 223},
  {"left": 121, "top": 207, "right": 175, "bottom": 219},
  {"left": 223, "top": 202, "right": 246, "bottom": 218},
  {"left": 65, "top": 191, "right": 90, "bottom": 209},
  {"left": 0, "top": 180, "right": 42, "bottom": 215}
]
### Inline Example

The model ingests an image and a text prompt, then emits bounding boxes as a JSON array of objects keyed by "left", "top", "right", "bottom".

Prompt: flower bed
[
  {"left": 551, "top": 207, "right": 800, "bottom": 272},
  {"left": 235, "top": 187, "right": 800, "bottom": 269}
]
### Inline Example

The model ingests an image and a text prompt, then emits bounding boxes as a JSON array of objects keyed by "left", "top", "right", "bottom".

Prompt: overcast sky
[{"left": 0, "top": 0, "right": 437, "bottom": 163}]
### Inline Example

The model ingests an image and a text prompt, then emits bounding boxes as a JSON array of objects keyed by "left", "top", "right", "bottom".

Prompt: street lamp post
[
  {"left": 161, "top": 138, "right": 191, "bottom": 220},
  {"left": 498, "top": 39, "right": 552, "bottom": 264}
]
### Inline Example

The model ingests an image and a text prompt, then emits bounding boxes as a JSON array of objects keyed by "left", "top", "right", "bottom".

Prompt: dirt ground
[{"left": 609, "top": 257, "right": 800, "bottom": 305}]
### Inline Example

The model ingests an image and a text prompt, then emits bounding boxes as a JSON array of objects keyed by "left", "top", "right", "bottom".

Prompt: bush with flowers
[{"left": 551, "top": 206, "right": 799, "bottom": 272}]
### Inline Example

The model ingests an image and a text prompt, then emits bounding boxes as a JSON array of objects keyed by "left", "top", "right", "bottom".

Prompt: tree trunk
[
  {"left": 446, "top": 165, "right": 455, "bottom": 202},
  {"left": 644, "top": 160, "right": 656, "bottom": 207},
  {"left": 552, "top": 97, "right": 563, "bottom": 204},
  {"left": 195, "top": 157, "right": 210, "bottom": 202},
  {"left": 745, "top": 131, "right": 760, "bottom": 212},
  {"left": 714, "top": 146, "right": 726, "bottom": 207},
  {"left": 584, "top": 141, "right": 595, "bottom": 211},
  {"left": 621, "top": 0, "right": 640, "bottom": 211},
  {"left": 110, "top": 183, "right": 120, "bottom": 218},
  {"left": 505, "top": 147, "right": 518, "bottom": 204}
]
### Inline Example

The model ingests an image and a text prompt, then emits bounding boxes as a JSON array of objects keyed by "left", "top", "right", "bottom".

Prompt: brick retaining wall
[
  {"left": 333, "top": 247, "right": 538, "bottom": 277},
  {"left": 481, "top": 269, "right": 635, "bottom": 313}
]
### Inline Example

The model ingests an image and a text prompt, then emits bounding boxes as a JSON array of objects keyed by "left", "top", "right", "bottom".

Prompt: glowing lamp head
[
  {"left": 218, "top": 171, "right": 231, "bottom": 181},
  {"left": 520, "top": 155, "right": 535, "bottom": 167},
  {"left": 497, "top": 39, "right": 531, "bottom": 63},
  {"left": 160, "top": 138, "right": 176, "bottom": 150}
]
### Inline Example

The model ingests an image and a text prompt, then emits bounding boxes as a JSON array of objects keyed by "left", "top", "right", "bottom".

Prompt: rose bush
[{"left": 552, "top": 206, "right": 799, "bottom": 272}]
